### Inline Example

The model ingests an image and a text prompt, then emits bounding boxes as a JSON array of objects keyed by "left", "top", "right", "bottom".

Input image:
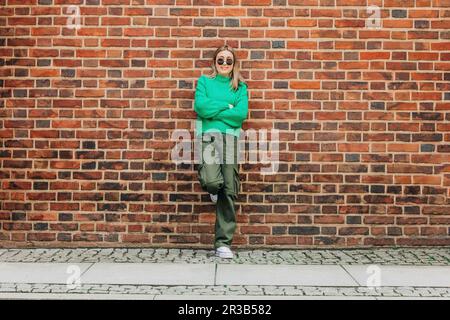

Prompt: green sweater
[{"left": 194, "top": 73, "right": 248, "bottom": 138}]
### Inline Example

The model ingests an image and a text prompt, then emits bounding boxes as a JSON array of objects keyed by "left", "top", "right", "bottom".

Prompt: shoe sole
[{"left": 215, "top": 252, "right": 233, "bottom": 259}]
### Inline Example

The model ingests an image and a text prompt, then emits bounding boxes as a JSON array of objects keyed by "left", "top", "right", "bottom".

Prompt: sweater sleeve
[
  {"left": 212, "top": 83, "right": 248, "bottom": 128},
  {"left": 194, "top": 76, "right": 230, "bottom": 119}
]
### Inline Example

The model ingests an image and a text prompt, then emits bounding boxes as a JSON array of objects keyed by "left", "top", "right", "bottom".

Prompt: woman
[{"left": 193, "top": 45, "right": 249, "bottom": 259}]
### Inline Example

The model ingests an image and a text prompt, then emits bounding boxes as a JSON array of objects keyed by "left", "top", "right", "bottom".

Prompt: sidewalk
[{"left": 0, "top": 248, "right": 449, "bottom": 300}]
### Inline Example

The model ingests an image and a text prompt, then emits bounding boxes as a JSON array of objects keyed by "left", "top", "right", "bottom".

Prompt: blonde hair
[{"left": 206, "top": 44, "right": 247, "bottom": 91}]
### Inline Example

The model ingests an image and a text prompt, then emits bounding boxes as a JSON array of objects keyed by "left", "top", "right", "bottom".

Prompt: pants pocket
[
  {"left": 197, "top": 163, "right": 206, "bottom": 190},
  {"left": 233, "top": 165, "right": 240, "bottom": 196}
]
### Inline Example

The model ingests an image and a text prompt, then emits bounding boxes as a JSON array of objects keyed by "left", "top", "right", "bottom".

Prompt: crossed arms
[{"left": 194, "top": 76, "right": 248, "bottom": 128}]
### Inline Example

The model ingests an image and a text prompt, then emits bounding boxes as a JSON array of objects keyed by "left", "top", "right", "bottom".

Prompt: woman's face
[{"left": 215, "top": 50, "right": 234, "bottom": 77}]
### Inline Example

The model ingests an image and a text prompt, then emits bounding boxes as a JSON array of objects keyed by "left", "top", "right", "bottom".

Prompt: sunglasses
[{"left": 216, "top": 57, "right": 234, "bottom": 66}]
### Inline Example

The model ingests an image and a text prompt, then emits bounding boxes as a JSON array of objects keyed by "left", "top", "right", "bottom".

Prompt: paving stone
[
  {"left": 1, "top": 248, "right": 450, "bottom": 298},
  {"left": 1, "top": 283, "right": 449, "bottom": 297}
]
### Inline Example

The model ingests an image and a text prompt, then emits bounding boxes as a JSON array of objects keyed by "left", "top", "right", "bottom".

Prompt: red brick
[{"left": 1, "top": 1, "right": 448, "bottom": 249}]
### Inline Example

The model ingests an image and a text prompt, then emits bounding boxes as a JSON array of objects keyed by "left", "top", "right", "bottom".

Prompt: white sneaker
[
  {"left": 210, "top": 193, "right": 218, "bottom": 203},
  {"left": 215, "top": 246, "right": 233, "bottom": 259}
]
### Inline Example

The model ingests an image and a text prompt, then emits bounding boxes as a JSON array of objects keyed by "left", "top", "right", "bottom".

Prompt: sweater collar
[{"left": 215, "top": 73, "right": 231, "bottom": 82}]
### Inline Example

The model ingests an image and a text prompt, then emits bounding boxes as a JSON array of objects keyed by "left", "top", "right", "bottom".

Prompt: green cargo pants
[{"left": 197, "top": 132, "right": 240, "bottom": 250}]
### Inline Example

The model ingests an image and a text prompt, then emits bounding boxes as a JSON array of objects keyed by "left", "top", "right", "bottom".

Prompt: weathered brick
[{"left": 0, "top": 1, "right": 448, "bottom": 249}]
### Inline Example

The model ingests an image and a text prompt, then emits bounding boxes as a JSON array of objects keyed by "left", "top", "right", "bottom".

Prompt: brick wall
[{"left": 1, "top": 0, "right": 449, "bottom": 248}]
